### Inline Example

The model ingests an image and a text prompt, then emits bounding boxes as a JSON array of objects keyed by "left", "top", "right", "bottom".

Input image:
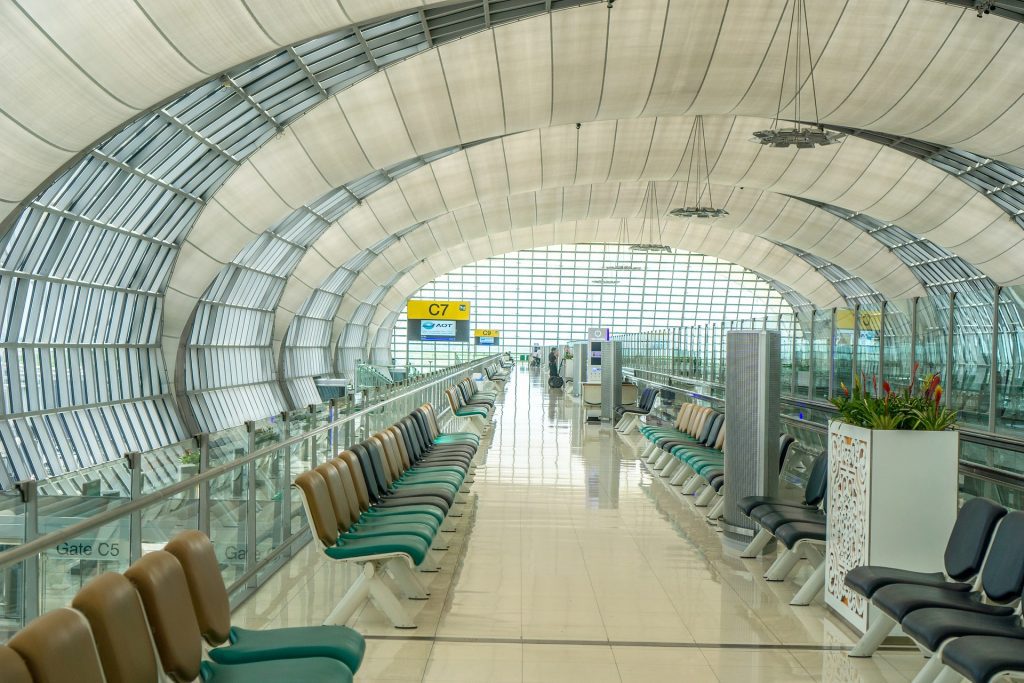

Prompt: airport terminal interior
[{"left": 6, "top": 0, "right": 1024, "bottom": 681}]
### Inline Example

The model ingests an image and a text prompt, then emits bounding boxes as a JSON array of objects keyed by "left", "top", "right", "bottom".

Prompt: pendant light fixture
[
  {"left": 669, "top": 116, "right": 729, "bottom": 219},
  {"left": 751, "top": 0, "right": 844, "bottom": 149},
  {"left": 621, "top": 182, "right": 672, "bottom": 253}
]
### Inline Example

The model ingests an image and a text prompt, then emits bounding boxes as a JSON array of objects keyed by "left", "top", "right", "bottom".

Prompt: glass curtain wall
[{"left": 391, "top": 244, "right": 792, "bottom": 368}]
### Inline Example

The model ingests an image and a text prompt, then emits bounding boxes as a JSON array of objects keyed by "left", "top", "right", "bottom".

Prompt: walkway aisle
[{"left": 233, "top": 370, "right": 924, "bottom": 682}]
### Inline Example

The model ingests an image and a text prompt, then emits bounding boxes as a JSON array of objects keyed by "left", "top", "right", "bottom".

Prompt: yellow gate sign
[
  {"left": 407, "top": 300, "right": 470, "bottom": 321},
  {"left": 473, "top": 329, "right": 500, "bottom": 337}
]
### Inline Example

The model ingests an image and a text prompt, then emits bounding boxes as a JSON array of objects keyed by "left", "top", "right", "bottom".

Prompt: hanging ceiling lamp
[
  {"left": 751, "top": 0, "right": 845, "bottom": 149},
  {"left": 619, "top": 181, "right": 672, "bottom": 253},
  {"left": 669, "top": 116, "right": 729, "bottom": 219}
]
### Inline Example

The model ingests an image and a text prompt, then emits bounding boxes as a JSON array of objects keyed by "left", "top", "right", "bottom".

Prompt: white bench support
[{"left": 849, "top": 611, "right": 897, "bottom": 657}]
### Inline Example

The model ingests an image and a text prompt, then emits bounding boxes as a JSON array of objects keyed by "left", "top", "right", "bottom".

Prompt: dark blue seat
[{"left": 941, "top": 636, "right": 1024, "bottom": 682}]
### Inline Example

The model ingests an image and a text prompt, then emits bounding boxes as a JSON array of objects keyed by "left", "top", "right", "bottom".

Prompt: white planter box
[{"left": 825, "top": 421, "right": 959, "bottom": 633}]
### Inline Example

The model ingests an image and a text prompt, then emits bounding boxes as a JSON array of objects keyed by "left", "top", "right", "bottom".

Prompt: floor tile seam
[
  {"left": 362, "top": 633, "right": 917, "bottom": 652},
  {"left": 636, "top": 453, "right": 787, "bottom": 638}
]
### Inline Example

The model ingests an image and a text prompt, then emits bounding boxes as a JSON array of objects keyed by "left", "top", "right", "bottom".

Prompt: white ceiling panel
[
  {"left": 550, "top": 4, "right": 607, "bottom": 125},
  {"left": 0, "top": 114, "right": 73, "bottom": 205},
  {"left": 438, "top": 31, "right": 506, "bottom": 142},
  {"left": 465, "top": 144, "right": 510, "bottom": 201},
  {"left": 0, "top": 7, "right": 135, "bottom": 150},
  {"left": 314, "top": 226, "right": 362, "bottom": 265},
  {"left": 134, "top": 0, "right": 277, "bottom": 74},
  {"left": 574, "top": 120, "right": 617, "bottom": 185},
  {"left": 606, "top": 118, "right": 657, "bottom": 181},
  {"left": 691, "top": 0, "right": 787, "bottom": 114},
  {"left": 429, "top": 213, "right": 464, "bottom": 247},
  {"left": 494, "top": 15, "right": 552, "bottom": 133},
  {"left": 825, "top": 2, "right": 959, "bottom": 127},
  {"left": 248, "top": 132, "right": 332, "bottom": 208},
  {"left": 338, "top": 76, "right": 416, "bottom": 168},
  {"left": 186, "top": 201, "right": 256, "bottom": 263},
  {"left": 290, "top": 102, "right": 375, "bottom": 186},
  {"left": 397, "top": 167, "right": 450, "bottom": 220},
  {"left": 540, "top": 125, "right": 582, "bottom": 188},
  {"left": 244, "top": 0, "right": 350, "bottom": 44},
  {"left": 502, "top": 133, "right": 543, "bottom": 194},
  {"left": 431, "top": 153, "right": 479, "bottom": 209},
  {"left": 643, "top": 0, "right": 726, "bottom": 116},
  {"left": 21, "top": 0, "right": 203, "bottom": 107},
  {"left": 210, "top": 163, "right": 291, "bottom": 231},
  {"left": 387, "top": 52, "right": 461, "bottom": 154},
  {"left": 867, "top": 16, "right": 1011, "bottom": 137},
  {"left": 364, "top": 187, "right": 416, "bottom": 234},
  {"left": 452, "top": 206, "right": 487, "bottom": 240},
  {"left": 597, "top": 0, "right": 667, "bottom": 120}
]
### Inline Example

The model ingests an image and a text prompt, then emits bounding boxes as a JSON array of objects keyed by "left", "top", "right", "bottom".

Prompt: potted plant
[
  {"left": 179, "top": 449, "right": 201, "bottom": 480},
  {"left": 824, "top": 365, "right": 959, "bottom": 633}
]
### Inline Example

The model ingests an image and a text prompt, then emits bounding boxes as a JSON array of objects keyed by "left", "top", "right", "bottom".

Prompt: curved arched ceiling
[{"left": 5, "top": 0, "right": 1024, "bottom": 481}]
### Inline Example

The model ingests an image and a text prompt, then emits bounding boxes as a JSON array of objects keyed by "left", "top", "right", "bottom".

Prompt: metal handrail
[{"left": 0, "top": 354, "right": 499, "bottom": 571}]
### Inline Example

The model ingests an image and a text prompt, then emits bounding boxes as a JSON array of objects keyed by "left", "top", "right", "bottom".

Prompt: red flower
[
  {"left": 882, "top": 381, "right": 892, "bottom": 395},
  {"left": 934, "top": 386, "right": 943, "bottom": 407}
]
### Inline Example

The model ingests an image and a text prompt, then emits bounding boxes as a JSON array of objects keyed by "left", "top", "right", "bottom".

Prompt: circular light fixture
[
  {"left": 750, "top": 126, "right": 845, "bottom": 149},
  {"left": 669, "top": 207, "right": 730, "bottom": 219},
  {"left": 628, "top": 244, "right": 672, "bottom": 253}
]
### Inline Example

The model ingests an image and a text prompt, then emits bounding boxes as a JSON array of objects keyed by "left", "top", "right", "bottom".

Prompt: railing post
[
  {"left": 245, "top": 420, "right": 257, "bottom": 589},
  {"left": 17, "top": 480, "right": 39, "bottom": 624},
  {"left": 909, "top": 297, "right": 918, "bottom": 383},
  {"left": 828, "top": 308, "right": 837, "bottom": 400},
  {"left": 807, "top": 309, "right": 816, "bottom": 400},
  {"left": 946, "top": 292, "right": 956, "bottom": 410},
  {"left": 307, "top": 405, "right": 318, "bottom": 468},
  {"left": 990, "top": 287, "right": 1002, "bottom": 433},
  {"left": 851, "top": 304, "right": 860, "bottom": 388},
  {"left": 878, "top": 302, "right": 886, "bottom": 386},
  {"left": 126, "top": 451, "right": 143, "bottom": 564},
  {"left": 198, "top": 433, "right": 210, "bottom": 536},
  {"left": 281, "top": 411, "right": 292, "bottom": 541}
]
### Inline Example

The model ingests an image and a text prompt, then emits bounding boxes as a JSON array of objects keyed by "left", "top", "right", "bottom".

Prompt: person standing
[{"left": 548, "top": 346, "right": 559, "bottom": 378}]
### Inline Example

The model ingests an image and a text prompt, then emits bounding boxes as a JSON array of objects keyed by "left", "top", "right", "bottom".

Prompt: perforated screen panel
[{"left": 723, "top": 331, "right": 781, "bottom": 542}]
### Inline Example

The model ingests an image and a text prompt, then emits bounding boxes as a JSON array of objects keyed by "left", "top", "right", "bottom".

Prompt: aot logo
[{"left": 423, "top": 322, "right": 436, "bottom": 329}]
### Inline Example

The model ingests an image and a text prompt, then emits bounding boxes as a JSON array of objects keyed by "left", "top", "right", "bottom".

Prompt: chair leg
[
  {"left": 706, "top": 496, "right": 724, "bottom": 520},
  {"left": 910, "top": 651, "right": 946, "bottom": 683},
  {"left": 640, "top": 443, "right": 657, "bottom": 461},
  {"left": 669, "top": 465, "right": 693, "bottom": 486},
  {"left": 929, "top": 666, "right": 964, "bottom": 683},
  {"left": 741, "top": 527, "right": 773, "bottom": 558},
  {"left": 681, "top": 475, "right": 705, "bottom": 495},
  {"left": 848, "top": 612, "right": 898, "bottom": 657},
  {"left": 622, "top": 415, "right": 639, "bottom": 434},
  {"left": 695, "top": 485, "right": 717, "bottom": 507},
  {"left": 653, "top": 452, "right": 673, "bottom": 470},
  {"left": 661, "top": 459, "right": 680, "bottom": 478},
  {"left": 385, "top": 558, "right": 430, "bottom": 599},
  {"left": 790, "top": 561, "right": 825, "bottom": 606},
  {"left": 366, "top": 570, "right": 417, "bottom": 629},
  {"left": 764, "top": 548, "right": 801, "bottom": 581},
  {"left": 324, "top": 563, "right": 374, "bottom": 626}
]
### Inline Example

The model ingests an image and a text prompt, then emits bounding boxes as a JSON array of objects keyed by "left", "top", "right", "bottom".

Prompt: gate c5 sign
[{"left": 407, "top": 300, "right": 471, "bottom": 320}]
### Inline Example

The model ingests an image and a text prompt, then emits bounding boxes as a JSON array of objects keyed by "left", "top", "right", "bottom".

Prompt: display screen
[
  {"left": 476, "top": 337, "right": 498, "bottom": 346},
  {"left": 420, "top": 320, "right": 457, "bottom": 341}
]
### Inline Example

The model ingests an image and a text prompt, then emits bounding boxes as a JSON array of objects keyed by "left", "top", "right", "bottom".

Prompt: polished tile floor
[{"left": 233, "top": 369, "right": 924, "bottom": 682}]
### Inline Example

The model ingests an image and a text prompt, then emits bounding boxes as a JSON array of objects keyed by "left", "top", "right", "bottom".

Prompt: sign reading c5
[
  {"left": 407, "top": 300, "right": 471, "bottom": 321},
  {"left": 474, "top": 329, "right": 500, "bottom": 337}
]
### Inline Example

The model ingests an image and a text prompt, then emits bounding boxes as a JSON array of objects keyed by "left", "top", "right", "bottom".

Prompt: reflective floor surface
[{"left": 234, "top": 369, "right": 925, "bottom": 682}]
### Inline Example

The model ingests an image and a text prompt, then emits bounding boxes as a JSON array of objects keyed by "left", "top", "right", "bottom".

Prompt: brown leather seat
[
  {"left": 125, "top": 550, "right": 205, "bottom": 682},
  {"left": 0, "top": 645, "right": 33, "bottom": 683},
  {"left": 164, "top": 530, "right": 233, "bottom": 645},
  {"left": 7, "top": 608, "right": 105, "bottom": 683},
  {"left": 72, "top": 572, "right": 162, "bottom": 683}
]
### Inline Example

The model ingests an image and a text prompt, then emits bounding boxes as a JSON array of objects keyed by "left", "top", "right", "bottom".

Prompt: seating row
[
  {"left": 485, "top": 361, "right": 510, "bottom": 382},
  {"left": 0, "top": 529, "right": 365, "bottom": 682},
  {"left": 736, "top": 453, "right": 1024, "bottom": 683},
  {"left": 613, "top": 387, "right": 658, "bottom": 434},
  {"left": 295, "top": 402, "right": 485, "bottom": 629},
  {"left": 445, "top": 376, "right": 498, "bottom": 432}
]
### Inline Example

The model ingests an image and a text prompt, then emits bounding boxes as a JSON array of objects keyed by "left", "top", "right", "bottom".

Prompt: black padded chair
[
  {"left": 846, "top": 497, "right": 1006, "bottom": 601},
  {"left": 739, "top": 452, "right": 827, "bottom": 559},
  {"left": 938, "top": 635, "right": 1024, "bottom": 683},
  {"left": 852, "top": 510, "right": 1024, "bottom": 659}
]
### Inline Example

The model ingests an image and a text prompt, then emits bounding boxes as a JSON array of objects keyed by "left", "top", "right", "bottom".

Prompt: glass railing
[
  {"left": 0, "top": 354, "right": 500, "bottom": 640},
  {"left": 618, "top": 321, "right": 1024, "bottom": 509}
]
